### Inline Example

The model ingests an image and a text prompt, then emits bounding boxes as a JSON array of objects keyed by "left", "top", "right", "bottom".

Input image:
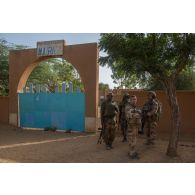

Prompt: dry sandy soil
[{"left": 0, "top": 124, "right": 194, "bottom": 163}]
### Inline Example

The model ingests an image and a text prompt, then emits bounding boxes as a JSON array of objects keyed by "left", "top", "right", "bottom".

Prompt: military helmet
[
  {"left": 107, "top": 91, "right": 113, "bottom": 97},
  {"left": 148, "top": 91, "right": 156, "bottom": 99},
  {"left": 124, "top": 93, "right": 130, "bottom": 98},
  {"left": 122, "top": 93, "right": 130, "bottom": 102}
]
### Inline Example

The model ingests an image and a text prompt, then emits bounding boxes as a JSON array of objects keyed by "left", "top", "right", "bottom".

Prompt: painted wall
[
  {"left": 0, "top": 97, "right": 9, "bottom": 124},
  {"left": 1, "top": 91, "right": 195, "bottom": 135},
  {"left": 9, "top": 43, "right": 99, "bottom": 132},
  {"left": 102, "top": 90, "right": 195, "bottom": 135}
]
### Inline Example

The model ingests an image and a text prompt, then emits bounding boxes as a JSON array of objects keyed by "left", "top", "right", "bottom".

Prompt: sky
[{"left": 0, "top": 33, "right": 117, "bottom": 88}]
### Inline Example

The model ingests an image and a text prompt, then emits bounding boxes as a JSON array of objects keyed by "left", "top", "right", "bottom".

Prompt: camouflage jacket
[
  {"left": 125, "top": 104, "right": 142, "bottom": 124},
  {"left": 101, "top": 100, "right": 119, "bottom": 119},
  {"left": 142, "top": 99, "right": 158, "bottom": 117},
  {"left": 119, "top": 101, "right": 130, "bottom": 121}
]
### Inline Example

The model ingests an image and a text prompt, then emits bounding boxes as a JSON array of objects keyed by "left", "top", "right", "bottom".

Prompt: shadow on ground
[{"left": 0, "top": 124, "right": 194, "bottom": 163}]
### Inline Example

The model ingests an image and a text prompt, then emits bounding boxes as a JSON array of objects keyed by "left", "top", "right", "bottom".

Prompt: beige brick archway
[{"left": 9, "top": 42, "right": 99, "bottom": 132}]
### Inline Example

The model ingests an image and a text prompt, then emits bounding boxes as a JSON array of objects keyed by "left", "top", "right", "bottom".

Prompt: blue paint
[{"left": 19, "top": 93, "right": 85, "bottom": 132}]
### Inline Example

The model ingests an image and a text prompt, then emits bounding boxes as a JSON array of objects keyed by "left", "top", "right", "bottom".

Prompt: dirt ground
[{"left": 0, "top": 123, "right": 194, "bottom": 163}]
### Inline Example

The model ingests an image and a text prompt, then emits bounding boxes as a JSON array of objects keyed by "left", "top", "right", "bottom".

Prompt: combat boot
[
  {"left": 122, "top": 137, "right": 128, "bottom": 142},
  {"left": 145, "top": 140, "right": 151, "bottom": 145},
  {"left": 109, "top": 143, "right": 114, "bottom": 149},
  {"left": 106, "top": 144, "right": 112, "bottom": 150},
  {"left": 145, "top": 140, "right": 155, "bottom": 145},
  {"left": 129, "top": 152, "right": 140, "bottom": 160},
  {"left": 138, "top": 129, "right": 144, "bottom": 135}
]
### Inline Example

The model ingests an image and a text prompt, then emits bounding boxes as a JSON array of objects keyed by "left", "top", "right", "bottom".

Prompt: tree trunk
[{"left": 163, "top": 78, "right": 181, "bottom": 157}]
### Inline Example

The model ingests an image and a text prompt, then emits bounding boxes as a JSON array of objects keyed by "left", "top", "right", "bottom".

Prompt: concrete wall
[
  {"left": 9, "top": 43, "right": 99, "bottom": 132},
  {"left": 101, "top": 89, "right": 195, "bottom": 135},
  {"left": 1, "top": 89, "right": 195, "bottom": 135},
  {"left": 0, "top": 97, "right": 9, "bottom": 124}
]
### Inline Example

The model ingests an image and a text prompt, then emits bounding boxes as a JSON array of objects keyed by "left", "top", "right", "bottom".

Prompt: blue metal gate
[{"left": 19, "top": 91, "right": 85, "bottom": 132}]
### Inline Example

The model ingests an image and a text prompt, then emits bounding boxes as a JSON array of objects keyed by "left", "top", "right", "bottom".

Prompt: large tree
[
  {"left": 99, "top": 82, "right": 110, "bottom": 90},
  {"left": 111, "top": 65, "right": 195, "bottom": 90},
  {"left": 99, "top": 33, "right": 195, "bottom": 157},
  {"left": 0, "top": 39, "right": 9, "bottom": 95},
  {"left": 111, "top": 63, "right": 149, "bottom": 88},
  {"left": 148, "top": 67, "right": 195, "bottom": 90},
  {"left": 27, "top": 58, "right": 84, "bottom": 92}
]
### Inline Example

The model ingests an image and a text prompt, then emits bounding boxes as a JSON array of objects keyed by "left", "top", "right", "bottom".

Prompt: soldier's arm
[
  {"left": 136, "top": 108, "right": 142, "bottom": 115},
  {"left": 118, "top": 104, "right": 122, "bottom": 121},
  {"left": 148, "top": 101, "right": 158, "bottom": 116},
  {"left": 100, "top": 101, "right": 106, "bottom": 119},
  {"left": 142, "top": 103, "right": 147, "bottom": 111},
  {"left": 125, "top": 106, "right": 133, "bottom": 120},
  {"left": 115, "top": 103, "right": 119, "bottom": 113}
]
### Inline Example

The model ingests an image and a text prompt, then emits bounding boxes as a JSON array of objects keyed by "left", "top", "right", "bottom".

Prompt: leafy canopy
[
  {"left": 99, "top": 33, "right": 195, "bottom": 83},
  {"left": 27, "top": 58, "right": 84, "bottom": 92}
]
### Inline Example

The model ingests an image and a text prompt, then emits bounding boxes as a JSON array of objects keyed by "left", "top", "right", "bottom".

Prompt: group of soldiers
[{"left": 99, "top": 91, "right": 161, "bottom": 159}]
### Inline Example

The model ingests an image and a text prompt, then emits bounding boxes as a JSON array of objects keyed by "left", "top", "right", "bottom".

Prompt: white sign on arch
[{"left": 37, "top": 40, "right": 64, "bottom": 56}]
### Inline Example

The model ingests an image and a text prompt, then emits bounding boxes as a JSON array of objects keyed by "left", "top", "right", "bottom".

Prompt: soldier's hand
[
  {"left": 147, "top": 112, "right": 151, "bottom": 116},
  {"left": 133, "top": 113, "right": 140, "bottom": 118}
]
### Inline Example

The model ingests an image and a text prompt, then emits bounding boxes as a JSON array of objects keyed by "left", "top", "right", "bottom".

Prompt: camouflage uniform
[
  {"left": 142, "top": 99, "right": 158, "bottom": 144},
  {"left": 125, "top": 104, "right": 142, "bottom": 157},
  {"left": 101, "top": 99, "right": 119, "bottom": 149},
  {"left": 119, "top": 94, "right": 130, "bottom": 141}
]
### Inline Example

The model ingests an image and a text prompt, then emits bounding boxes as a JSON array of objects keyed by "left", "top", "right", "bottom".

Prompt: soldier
[
  {"left": 119, "top": 93, "right": 130, "bottom": 142},
  {"left": 125, "top": 95, "right": 142, "bottom": 159},
  {"left": 142, "top": 91, "right": 159, "bottom": 145},
  {"left": 100, "top": 92, "right": 119, "bottom": 150}
]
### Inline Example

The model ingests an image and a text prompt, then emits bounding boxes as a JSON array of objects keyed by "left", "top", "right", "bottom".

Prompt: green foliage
[
  {"left": 110, "top": 62, "right": 150, "bottom": 88},
  {"left": 99, "top": 82, "right": 110, "bottom": 90},
  {"left": 99, "top": 33, "right": 195, "bottom": 84},
  {"left": 27, "top": 58, "right": 84, "bottom": 92},
  {"left": 148, "top": 67, "right": 195, "bottom": 90},
  {"left": 176, "top": 68, "right": 195, "bottom": 90},
  {"left": 0, "top": 39, "right": 9, "bottom": 95},
  {"left": 0, "top": 39, "right": 28, "bottom": 96}
]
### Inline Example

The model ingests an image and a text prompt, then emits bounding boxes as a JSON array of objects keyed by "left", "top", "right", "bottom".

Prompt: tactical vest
[
  {"left": 121, "top": 102, "right": 130, "bottom": 119},
  {"left": 104, "top": 101, "right": 118, "bottom": 118},
  {"left": 142, "top": 99, "right": 161, "bottom": 122},
  {"left": 126, "top": 105, "right": 141, "bottom": 125}
]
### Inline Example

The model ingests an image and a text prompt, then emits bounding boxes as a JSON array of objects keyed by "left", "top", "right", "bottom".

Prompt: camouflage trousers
[
  {"left": 145, "top": 120, "right": 158, "bottom": 144},
  {"left": 120, "top": 118, "right": 128, "bottom": 139},
  {"left": 103, "top": 118, "right": 116, "bottom": 147},
  {"left": 127, "top": 123, "right": 139, "bottom": 156}
]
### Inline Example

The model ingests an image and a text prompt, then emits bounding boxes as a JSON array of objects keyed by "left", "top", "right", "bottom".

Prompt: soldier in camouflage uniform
[
  {"left": 142, "top": 91, "right": 158, "bottom": 145},
  {"left": 119, "top": 93, "right": 130, "bottom": 142},
  {"left": 101, "top": 92, "right": 119, "bottom": 150},
  {"left": 125, "top": 95, "right": 142, "bottom": 159}
]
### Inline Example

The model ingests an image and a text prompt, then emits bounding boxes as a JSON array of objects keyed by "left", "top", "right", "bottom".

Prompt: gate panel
[{"left": 19, "top": 93, "right": 85, "bottom": 132}]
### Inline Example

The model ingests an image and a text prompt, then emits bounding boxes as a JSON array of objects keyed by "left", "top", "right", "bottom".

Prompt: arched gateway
[{"left": 9, "top": 40, "right": 99, "bottom": 132}]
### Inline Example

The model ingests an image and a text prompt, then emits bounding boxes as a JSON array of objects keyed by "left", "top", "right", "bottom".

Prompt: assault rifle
[{"left": 97, "top": 126, "right": 104, "bottom": 144}]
